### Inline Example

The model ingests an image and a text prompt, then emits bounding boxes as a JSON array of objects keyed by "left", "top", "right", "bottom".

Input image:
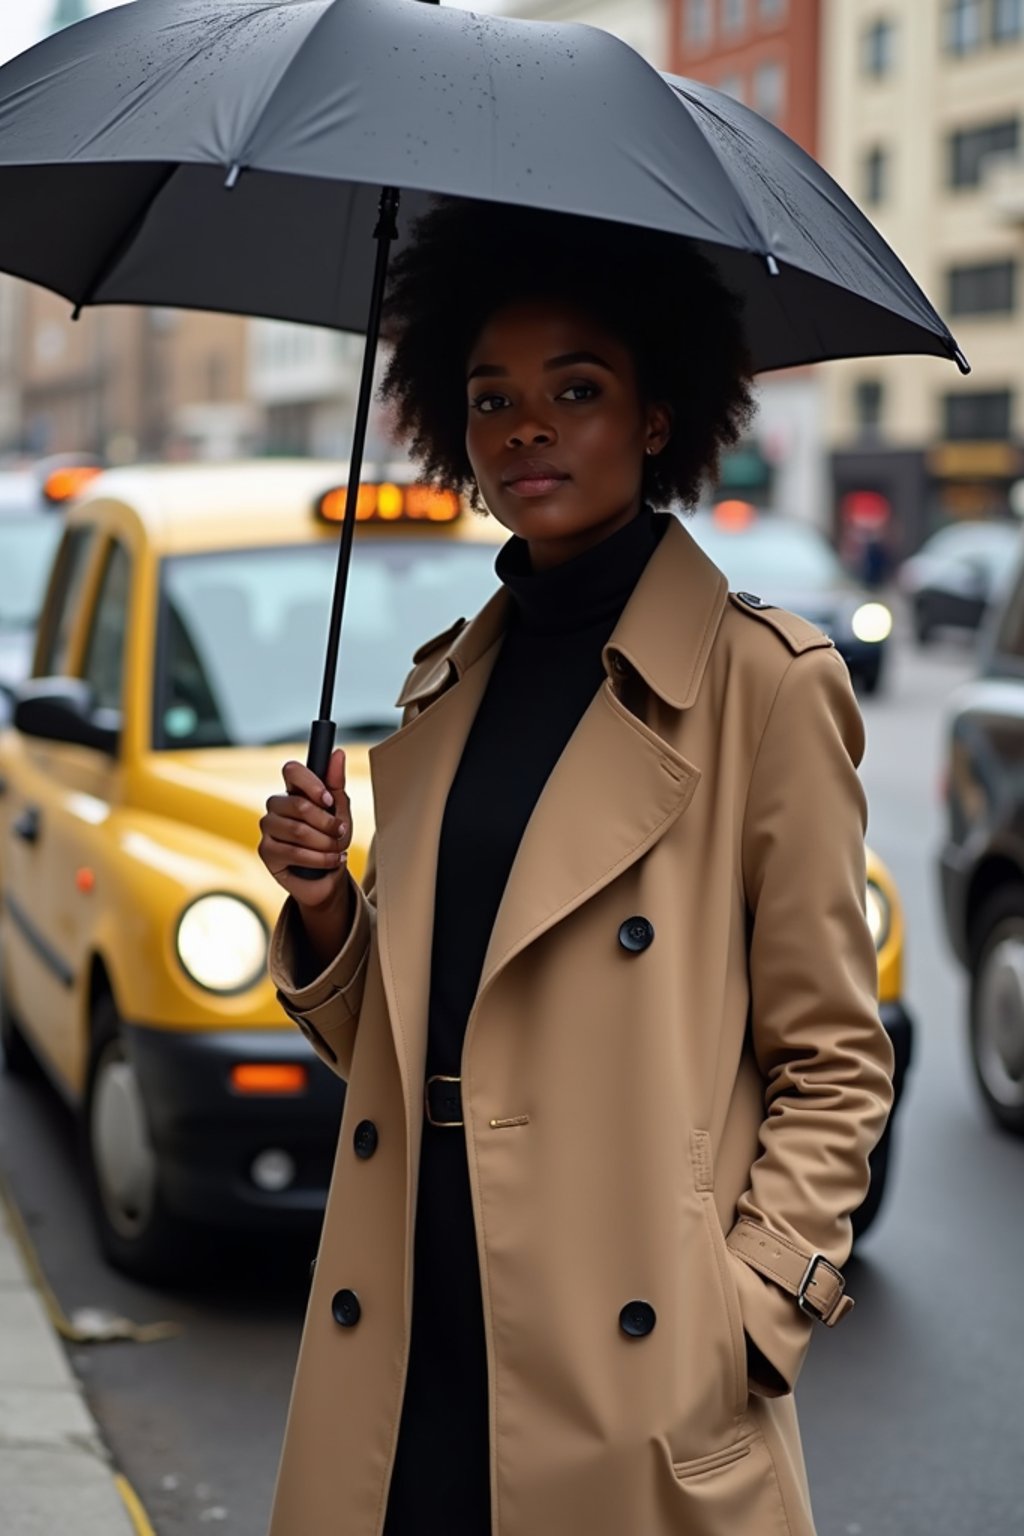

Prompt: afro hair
[{"left": 379, "top": 197, "right": 757, "bottom": 511}]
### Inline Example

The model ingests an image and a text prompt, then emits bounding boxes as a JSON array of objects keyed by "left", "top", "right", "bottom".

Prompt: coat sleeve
[
  {"left": 731, "top": 644, "right": 895, "bottom": 1396},
  {"left": 268, "top": 839, "right": 377, "bottom": 1082}
]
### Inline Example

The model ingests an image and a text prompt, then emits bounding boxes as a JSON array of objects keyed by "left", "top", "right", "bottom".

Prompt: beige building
[
  {"left": 822, "top": 0, "right": 1024, "bottom": 552},
  {"left": 10, "top": 280, "right": 256, "bottom": 464}
]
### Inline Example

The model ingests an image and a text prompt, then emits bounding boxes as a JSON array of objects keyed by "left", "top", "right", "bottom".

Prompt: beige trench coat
[{"left": 267, "top": 516, "right": 894, "bottom": 1536}]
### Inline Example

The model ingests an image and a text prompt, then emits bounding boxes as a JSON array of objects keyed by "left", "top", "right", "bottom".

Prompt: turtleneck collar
[{"left": 495, "top": 506, "right": 664, "bottom": 636}]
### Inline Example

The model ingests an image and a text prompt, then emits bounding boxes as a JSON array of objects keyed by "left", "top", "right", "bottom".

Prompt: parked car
[
  {"left": 0, "top": 473, "right": 909, "bottom": 1277},
  {"left": 0, "top": 456, "right": 101, "bottom": 722},
  {"left": 939, "top": 545, "right": 1024, "bottom": 1133},
  {"left": 898, "top": 518, "right": 1020, "bottom": 647},
  {"left": 685, "top": 503, "right": 893, "bottom": 694}
]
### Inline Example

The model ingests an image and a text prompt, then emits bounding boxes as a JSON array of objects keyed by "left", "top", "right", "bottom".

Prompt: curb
[{"left": 0, "top": 1173, "right": 158, "bottom": 1535}]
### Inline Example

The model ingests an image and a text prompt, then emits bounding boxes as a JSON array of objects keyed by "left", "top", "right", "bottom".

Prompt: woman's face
[{"left": 465, "top": 299, "right": 670, "bottom": 568}]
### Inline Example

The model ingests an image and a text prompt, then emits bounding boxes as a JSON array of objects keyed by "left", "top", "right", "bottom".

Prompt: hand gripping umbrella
[{"left": 0, "top": 0, "right": 968, "bottom": 874}]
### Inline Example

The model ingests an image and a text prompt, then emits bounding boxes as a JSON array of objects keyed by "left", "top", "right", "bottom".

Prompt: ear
[{"left": 644, "top": 401, "right": 672, "bottom": 457}]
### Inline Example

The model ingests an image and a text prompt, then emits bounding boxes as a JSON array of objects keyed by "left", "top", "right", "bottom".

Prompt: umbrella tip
[
  {"left": 764, "top": 253, "right": 780, "bottom": 277},
  {"left": 224, "top": 163, "right": 241, "bottom": 190},
  {"left": 951, "top": 344, "right": 971, "bottom": 376},
  {"left": 71, "top": 303, "right": 82, "bottom": 322}
]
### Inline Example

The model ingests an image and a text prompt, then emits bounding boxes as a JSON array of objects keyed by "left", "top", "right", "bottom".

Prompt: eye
[
  {"left": 470, "top": 392, "right": 509, "bottom": 415},
  {"left": 557, "top": 381, "right": 600, "bottom": 403}
]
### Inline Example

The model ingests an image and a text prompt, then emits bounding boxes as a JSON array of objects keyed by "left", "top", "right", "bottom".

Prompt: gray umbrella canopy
[{"left": 0, "top": 0, "right": 964, "bottom": 375}]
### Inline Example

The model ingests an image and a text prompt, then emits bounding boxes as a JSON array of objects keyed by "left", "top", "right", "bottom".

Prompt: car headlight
[
  {"left": 865, "top": 880, "right": 891, "bottom": 952},
  {"left": 176, "top": 895, "right": 268, "bottom": 994},
  {"left": 851, "top": 602, "right": 893, "bottom": 644}
]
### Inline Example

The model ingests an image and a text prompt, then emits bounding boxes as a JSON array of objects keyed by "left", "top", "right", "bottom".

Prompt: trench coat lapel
[
  {"left": 478, "top": 517, "right": 728, "bottom": 996},
  {"left": 367, "top": 591, "right": 508, "bottom": 1122}
]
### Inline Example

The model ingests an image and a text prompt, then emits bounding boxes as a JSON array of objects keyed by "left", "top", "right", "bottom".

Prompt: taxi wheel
[
  {"left": 0, "top": 981, "right": 33, "bottom": 1077},
  {"left": 83, "top": 996, "right": 192, "bottom": 1280},
  {"left": 969, "top": 885, "right": 1024, "bottom": 1136}
]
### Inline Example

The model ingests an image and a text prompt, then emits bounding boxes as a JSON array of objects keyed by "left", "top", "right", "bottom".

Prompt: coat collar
[{"left": 396, "top": 515, "right": 729, "bottom": 715}]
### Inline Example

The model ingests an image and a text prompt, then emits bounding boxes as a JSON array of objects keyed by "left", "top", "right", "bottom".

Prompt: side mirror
[{"left": 13, "top": 677, "right": 121, "bottom": 756}]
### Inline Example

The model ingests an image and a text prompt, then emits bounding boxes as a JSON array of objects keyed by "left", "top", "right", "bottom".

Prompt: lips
[{"left": 500, "top": 458, "right": 571, "bottom": 495}]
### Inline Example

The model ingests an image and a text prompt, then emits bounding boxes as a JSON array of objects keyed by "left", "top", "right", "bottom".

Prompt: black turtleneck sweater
[{"left": 382, "top": 508, "right": 663, "bottom": 1536}]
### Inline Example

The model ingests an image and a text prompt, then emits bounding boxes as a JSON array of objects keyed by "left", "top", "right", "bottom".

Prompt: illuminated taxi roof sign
[{"left": 316, "top": 481, "right": 461, "bottom": 525}]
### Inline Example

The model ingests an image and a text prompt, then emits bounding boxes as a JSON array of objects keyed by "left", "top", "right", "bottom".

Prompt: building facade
[
  {"left": 669, "top": 0, "right": 818, "bottom": 152},
  {"left": 822, "top": 0, "right": 1024, "bottom": 554}
]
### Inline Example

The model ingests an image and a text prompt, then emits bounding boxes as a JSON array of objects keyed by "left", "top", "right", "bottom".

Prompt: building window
[
  {"left": 752, "top": 60, "right": 786, "bottom": 122},
  {"left": 943, "top": 389, "right": 1013, "bottom": 439},
  {"left": 945, "top": 0, "right": 985, "bottom": 52},
  {"left": 685, "top": 0, "right": 712, "bottom": 48},
  {"left": 717, "top": 72, "right": 746, "bottom": 102},
  {"left": 759, "top": 0, "right": 787, "bottom": 20},
  {"left": 723, "top": 0, "right": 746, "bottom": 33},
  {"left": 863, "top": 18, "right": 896, "bottom": 76},
  {"left": 864, "top": 145, "right": 889, "bottom": 204},
  {"left": 949, "top": 118, "right": 1020, "bottom": 187},
  {"left": 949, "top": 260, "right": 1017, "bottom": 315},
  {"left": 994, "top": 0, "right": 1024, "bottom": 41},
  {"left": 855, "top": 379, "right": 885, "bottom": 435}
]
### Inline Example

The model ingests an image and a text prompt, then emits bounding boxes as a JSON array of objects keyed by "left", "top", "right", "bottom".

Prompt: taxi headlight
[
  {"left": 176, "top": 895, "right": 268, "bottom": 994},
  {"left": 851, "top": 602, "right": 893, "bottom": 644},
  {"left": 865, "top": 880, "right": 891, "bottom": 952}
]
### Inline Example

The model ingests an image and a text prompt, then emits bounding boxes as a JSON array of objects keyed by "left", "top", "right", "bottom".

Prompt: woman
[{"left": 258, "top": 199, "right": 894, "bottom": 1536}]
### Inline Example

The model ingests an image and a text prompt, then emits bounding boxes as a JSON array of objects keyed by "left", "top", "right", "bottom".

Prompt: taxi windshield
[
  {"left": 0, "top": 515, "right": 63, "bottom": 630},
  {"left": 154, "top": 539, "right": 500, "bottom": 749}
]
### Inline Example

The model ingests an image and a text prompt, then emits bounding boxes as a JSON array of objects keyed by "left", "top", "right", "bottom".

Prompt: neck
[{"left": 525, "top": 498, "right": 643, "bottom": 571}]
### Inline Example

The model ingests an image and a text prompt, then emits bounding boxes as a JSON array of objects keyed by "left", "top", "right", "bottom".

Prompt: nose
[{"left": 506, "top": 416, "right": 556, "bottom": 449}]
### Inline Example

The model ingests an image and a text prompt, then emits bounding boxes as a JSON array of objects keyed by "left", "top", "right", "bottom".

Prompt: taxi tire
[
  {"left": 969, "top": 885, "right": 1024, "bottom": 1137},
  {"left": 0, "top": 982, "right": 34, "bottom": 1077},
  {"left": 83, "top": 996, "right": 195, "bottom": 1281}
]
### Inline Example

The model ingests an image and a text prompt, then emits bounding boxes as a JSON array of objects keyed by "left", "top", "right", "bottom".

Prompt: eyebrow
[{"left": 466, "top": 350, "right": 614, "bottom": 382}]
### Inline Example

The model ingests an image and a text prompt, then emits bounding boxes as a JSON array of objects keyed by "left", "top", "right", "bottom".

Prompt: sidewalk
[{"left": 0, "top": 1186, "right": 143, "bottom": 1536}]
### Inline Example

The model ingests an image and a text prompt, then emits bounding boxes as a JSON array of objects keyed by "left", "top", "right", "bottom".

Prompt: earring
[{"left": 645, "top": 446, "right": 656, "bottom": 457}]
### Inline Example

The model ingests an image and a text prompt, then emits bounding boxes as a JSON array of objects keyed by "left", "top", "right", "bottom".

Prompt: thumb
[{"left": 324, "top": 747, "right": 347, "bottom": 798}]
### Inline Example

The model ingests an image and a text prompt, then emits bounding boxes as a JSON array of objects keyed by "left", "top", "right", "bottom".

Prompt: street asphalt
[{"left": 0, "top": 604, "right": 1021, "bottom": 1536}]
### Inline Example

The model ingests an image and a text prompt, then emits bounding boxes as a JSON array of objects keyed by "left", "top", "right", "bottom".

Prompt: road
[{"left": 1, "top": 614, "right": 1021, "bottom": 1536}]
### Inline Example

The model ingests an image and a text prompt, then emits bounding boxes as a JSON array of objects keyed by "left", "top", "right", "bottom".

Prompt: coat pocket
[{"left": 672, "top": 1433, "right": 753, "bottom": 1481}]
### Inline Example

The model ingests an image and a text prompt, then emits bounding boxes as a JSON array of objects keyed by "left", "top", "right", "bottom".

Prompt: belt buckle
[
  {"left": 797, "top": 1252, "right": 842, "bottom": 1323},
  {"left": 424, "top": 1074, "right": 463, "bottom": 1128}
]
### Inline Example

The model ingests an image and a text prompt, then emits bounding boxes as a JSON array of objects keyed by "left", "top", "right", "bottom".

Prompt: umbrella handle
[
  {"left": 289, "top": 186, "right": 401, "bottom": 882},
  {"left": 290, "top": 717, "right": 338, "bottom": 882}
]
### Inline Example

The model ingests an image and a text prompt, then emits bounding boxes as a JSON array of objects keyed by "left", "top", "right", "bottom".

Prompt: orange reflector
[
  {"left": 713, "top": 498, "right": 757, "bottom": 530},
  {"left": 75, "top": 868, "right": 96, "bottom": 894},
  {"left": 43, "top": 465, "right": 102, "bottom": 504},
  {"left": 315, "top": 482, "right": 461, "bottom": 524},
  {"left": 230, "top": 1063, "right": 308, "bottom": 1096}
]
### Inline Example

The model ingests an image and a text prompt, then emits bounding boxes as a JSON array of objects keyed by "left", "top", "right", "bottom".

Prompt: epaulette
[
  {"left": 395, "top": 616, "right": 468, "bottom": 710},
  {"left": 727, "top": 591, "right": 834, "bottom": 656}
]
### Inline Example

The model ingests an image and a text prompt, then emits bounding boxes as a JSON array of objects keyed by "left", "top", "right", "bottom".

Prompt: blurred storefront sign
[{"left": 927, "top": 441, "right": 1024, "bottom": 478}]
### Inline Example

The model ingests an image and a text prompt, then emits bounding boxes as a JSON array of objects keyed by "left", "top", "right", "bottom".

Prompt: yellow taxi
[
  {"left": 0, "top": 466, "right": 908, "bottom": 1278},
  {"left": 0, "top": 461, "right": 504, "bottom": 1278}
]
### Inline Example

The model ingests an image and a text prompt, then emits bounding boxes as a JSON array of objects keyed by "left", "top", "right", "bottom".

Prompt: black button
[
  {"left": 618, "top": 916, "right": 654, "bottom": 953},
  {"left": 619, "top": 1300, "right": 656, "bottom": 1338},
  {"left": 353, "top": 1119, "right": 379, "bottom": 1159},
  {"left": 331, "top": 1288, "right": 361, "bottom": 1327},
  {"left": 736, "top": 591, "right": 765, "bottom": 608}
]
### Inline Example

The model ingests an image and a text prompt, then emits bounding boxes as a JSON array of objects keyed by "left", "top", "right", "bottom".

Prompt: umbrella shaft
[{"left": 311, "top": 185, "right": 401, "bottom": 773}]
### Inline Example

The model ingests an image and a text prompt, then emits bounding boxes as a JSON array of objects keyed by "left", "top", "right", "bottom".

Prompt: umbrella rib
[{"left": 71, "top": 163, "right": 179, "bottom": 319}]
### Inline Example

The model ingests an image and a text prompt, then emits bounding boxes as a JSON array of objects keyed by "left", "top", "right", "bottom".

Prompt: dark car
[
  {"left": 939, "top": 548, "right": 1024, "bottom": 1134},
  {"left": 685, "top": 505, "right": 893, "bottom": 694},
  {"left": 898, "top": 519, "right": 1020, "bottom": 647}
]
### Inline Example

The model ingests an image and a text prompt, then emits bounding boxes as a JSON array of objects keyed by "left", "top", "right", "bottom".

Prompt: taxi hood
[{"left": 134, "top": 744, "right": 375, "bottom": 867}]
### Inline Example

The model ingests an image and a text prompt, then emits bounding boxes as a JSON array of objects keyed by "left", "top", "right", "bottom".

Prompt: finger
[
  {"left": 261, "top": 835, "right": 347, "bottom": 875},
  {"left": 261, "top": 812, "right": 341, "bottom": 853},
  {"left": 281, "top": 758, "right": 336, "bottom": 808},
  {"left": 264, "top": 793, "right": 340, "bottom": 839}
]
